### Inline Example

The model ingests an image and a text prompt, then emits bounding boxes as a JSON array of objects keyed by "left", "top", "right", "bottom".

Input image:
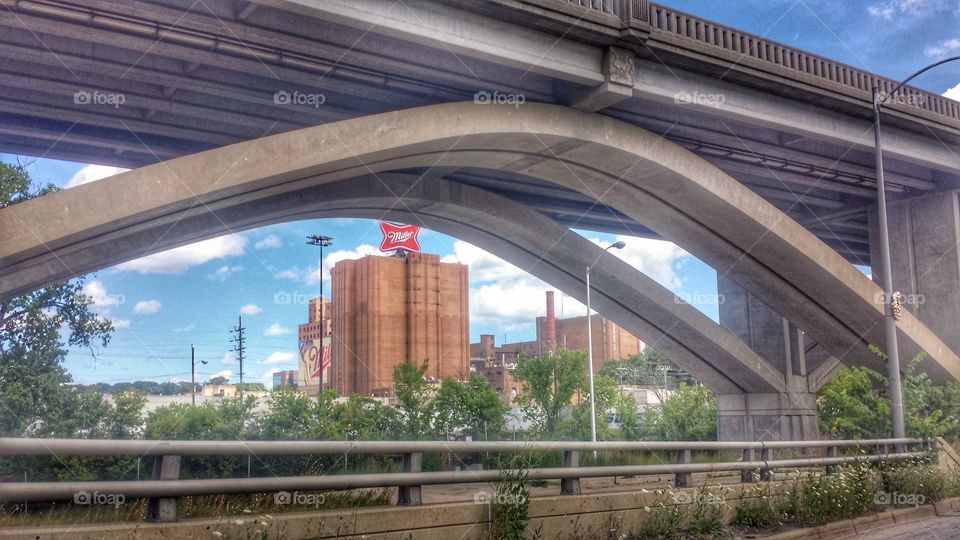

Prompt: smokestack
[{"left": 545, "top": 291, "right": 557, "bottom": 354}]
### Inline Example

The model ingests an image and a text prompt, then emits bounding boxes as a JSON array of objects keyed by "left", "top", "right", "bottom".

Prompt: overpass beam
[
  {"left": 560, "top": 47, "right": 635, "bottom": 112},
  {"left": 869, "top": 190, "right": 960, "bottom": 358},
  {"left": 716, "top": 277, "right": 820, "bottom": 441}
]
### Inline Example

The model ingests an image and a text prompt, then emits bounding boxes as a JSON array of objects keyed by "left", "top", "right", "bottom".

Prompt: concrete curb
[{"left": 758, "top": 497, "right": 960, "bottom": 539}]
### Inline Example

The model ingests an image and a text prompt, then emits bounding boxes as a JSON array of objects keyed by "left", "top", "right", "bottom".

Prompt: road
[{"left": 842, "top": 515, "right": 960, "bottom": 539}]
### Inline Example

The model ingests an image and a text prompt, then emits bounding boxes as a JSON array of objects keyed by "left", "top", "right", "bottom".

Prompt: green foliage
[
  {"left": 880, "top": 458, "right": 947, "bottom": 503},
  {"left": 431, "top": 374, "right": 507, "bottom": 440},
  {"left": 206, "top": 376, "right": 229, "bottom": 385},
  {"left": 798, "top": 462, "right": 877, "bottom": 525},
  {"left": 393, "top": 359, "right": 431, "bottom": 438},
  {"left": 600, "top": 347, "right": 674, "bottom": 387},
  {"left": 641, "top": 384, "right": 717, "bottom": 441},
  {"left": 513, "top": 349, "right": 585, "bottom": 439},
  {"left": 490, "top": 460, "right": 531, "bottom": 540},
  {"left": 818, "top": 349, "right": 960, "bottom": 439},
  {"left": 145, "top": 397, "right": 255, "bottom": 441},
  {"left": 563, "top": 374, "right": 618, "bottom": 441}
]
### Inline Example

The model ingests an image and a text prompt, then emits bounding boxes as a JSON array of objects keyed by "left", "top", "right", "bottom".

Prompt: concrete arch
[
  {"left": 1, "top": 102, "right": 957, "bottom": 381},
  {"left": 0, "top": 171, "right": 783, "bottom": 394}
]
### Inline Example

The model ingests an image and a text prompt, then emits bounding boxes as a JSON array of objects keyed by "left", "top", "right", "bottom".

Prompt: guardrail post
[
  {"left": 675, "top": 449, "right": 692, "bottom": 487},
  {"left": 826, "top": 446, "right": 838, "bottom": 475},
  {"left": 759, "top": 448, "right": 772, "bottom": 481},
  {"left": 561, "top": 450, "right": 581, "bottom": 495},
  {"left": 398, "top": 452, "right": 422, "bottom": 506},
  {"left": 145, "top": 455, "right": 181, "bottom": 522},
  {"left": 741, "top": 448, "right": 756, "bottom": 483}
]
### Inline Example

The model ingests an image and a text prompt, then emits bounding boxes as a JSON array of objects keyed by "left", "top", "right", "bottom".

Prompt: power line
[{"left": 231, "top": 316, "right": 246, "bottom": 401}]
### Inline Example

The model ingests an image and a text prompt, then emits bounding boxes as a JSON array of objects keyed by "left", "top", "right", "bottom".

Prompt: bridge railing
[
  {"left": 0, "top": 437, "right": 930, "bottom": 522},
  {"left": 557, "top": 0, "right": 960, "bottom": 123}
]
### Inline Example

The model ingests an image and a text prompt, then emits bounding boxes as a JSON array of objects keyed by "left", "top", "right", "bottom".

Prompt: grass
[{"left": 0, "top": 488, "right": 392, "bottom": 528}]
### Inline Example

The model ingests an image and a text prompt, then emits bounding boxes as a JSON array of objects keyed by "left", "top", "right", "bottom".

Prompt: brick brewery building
[
  {"left": 297, "top": 297, "right": 331, "bottom": 396},
  {"left": 329, "top": 252, "right": 470, "bottom": 396},
  {"left": 471, "top": 291, "right": 643, "bottom": 403}
]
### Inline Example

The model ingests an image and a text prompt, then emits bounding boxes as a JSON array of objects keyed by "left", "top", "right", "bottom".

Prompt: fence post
[
  {"left": 759, "top": 448, "right": 772, "bottom": 481},
  {"left": 145, "top": 455, "right": 181, "bottom": 522},
  {"left": 741, "top": 448, "right": 756, "bottom": 483},
  {"left": 398, "top": 452, "right": 423, "bottom": 506},
  {"left": 561, "top": 450, "right": 581, "bottom": 495},
  {"left": 675, "top": 449, "right": 692, "bottom": 488},
  {"left": 826, "top": 446, "right": 838, "bottom": 475}
]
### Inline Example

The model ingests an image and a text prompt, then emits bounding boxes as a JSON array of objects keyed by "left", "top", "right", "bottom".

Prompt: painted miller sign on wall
[{"left": 379, "top": 222, "right": 421, "bottom": 253}]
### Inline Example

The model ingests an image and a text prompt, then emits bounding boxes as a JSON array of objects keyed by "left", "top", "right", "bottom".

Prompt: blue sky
[{"left": 5, "top": 0, "right": 959, "bottom": 386}]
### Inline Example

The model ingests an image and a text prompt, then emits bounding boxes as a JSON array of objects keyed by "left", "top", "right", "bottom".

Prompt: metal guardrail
[
  {"left": 0, "top": 437, "right": 931, "bottom": 522},
  {"left": 559, "top": 0, "right": 960, "bottom": 123}
]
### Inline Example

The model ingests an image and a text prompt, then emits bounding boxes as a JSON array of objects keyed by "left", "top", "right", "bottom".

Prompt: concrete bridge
[{"left": 1, "top": 0, "right": 959, "bottom": 440}]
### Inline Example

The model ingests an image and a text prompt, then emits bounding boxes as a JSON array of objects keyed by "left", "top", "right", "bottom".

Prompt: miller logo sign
[{"left": 379, "top": 222, "right": 421, "bottom": 253}]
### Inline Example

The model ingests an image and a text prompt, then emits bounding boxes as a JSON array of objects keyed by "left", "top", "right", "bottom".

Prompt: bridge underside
[
  {"left": 1, "top": 0, "right": 958, "bottom": 268},
  {"left": 3, "top": 102, "right": 959, "bottom": 441}
]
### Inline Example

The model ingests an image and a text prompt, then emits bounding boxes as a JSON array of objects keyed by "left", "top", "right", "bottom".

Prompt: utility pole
[
  {"left": 232, "top": 316, "right": 246, "bottom": 401},
  {"left": 191, "top": 344, "right": 207, "bottom": 406},
  {"left": 306, "top": 235, "right": 333, "bottom": 391}
]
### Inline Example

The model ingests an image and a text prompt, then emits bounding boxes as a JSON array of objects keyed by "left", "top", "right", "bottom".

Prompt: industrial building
[{"left": 329, "top": 252, "right": 470, "bottom": 397}]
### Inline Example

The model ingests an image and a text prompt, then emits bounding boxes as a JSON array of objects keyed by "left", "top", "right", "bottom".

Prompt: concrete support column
[
  {"left": 868, "top": 190, "right": 960, "bottom": 357},
  {"left": 716, "top": 392, "right": 818, "bottom": 442},
  {"left": 717, "top": 276, "right": 819, "bottom": 441}
]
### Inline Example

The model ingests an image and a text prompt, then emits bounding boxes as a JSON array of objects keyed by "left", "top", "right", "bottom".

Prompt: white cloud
[
  {"left": 113, "top": 234, "right": 247, "bottom": 274},
  {"left": 132, "top": 299, "right": 161, "bottom": 315},
  {"left": 173, "top": 324, "right": 195, "bottom": 333},
  {"left": 255, "top": 234, "right": 282, "bottom": 249},
  {"left": 469, "top": 277, "right": 583, "bottom": 331},
  {"left": 240, "top": 304, "right": 262, "bottom": 315},
  {"left": 110, "top": 319, "right": 131, "bottom": 329},
  {"left": 925, "top": 38, "right": 960, "bottom": 58},
  {"left": 592, "top": 236, "right": 689, "bottom": 291},
  {"left": 442, "top": 241, "right": 525, "bottom": 282},
  {"left": 275, "top": 244, "right": 385, "bottom": 284},
  {"left": 868, "top": 0, "right": 931, "bottom": 18},
  {"left": 945, "top": 82, "right": 960, "bottom": 102},
  {"left": 82, "top": 280, "right": 123, "bottom": 308},
  {"left": 265, "top": 323, "right": 292, "bottom": 337},
  {"left": 208, "top": 265, "right": 243, "bottom": 281},
  {"left": 65, "top": 164, "right": 129, "bottom": 188},
  {"left": 262, "top": 351, "right": 296, "bottom": 364},
  {"left": 209, "top": 369, "right": 232, "bottom": 380},
  {"left": 220, "top": 351, "right": 236, "bottom": 365}
]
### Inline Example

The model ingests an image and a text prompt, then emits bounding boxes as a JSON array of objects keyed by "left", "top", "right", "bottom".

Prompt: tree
[
  {"left": 564, "top": 374, "right": 620, "bottom": 441},
  {"left": 393, "top": 359, "right": 431, "bottom": 438},
  {"left": 641, "top": 383, "right": 716, "bottom": 441},
  {"left": 513, "top": 349, "right": 586, "bottom": 439},
  {"left": 0, "top": 162, "right": 113, "bottom": 438},
  {"left": 431, "top": 375, "right": 507, "bottom": 440},
  {"left": 206, "top": 375, "right": 229, "bottom": 385}
]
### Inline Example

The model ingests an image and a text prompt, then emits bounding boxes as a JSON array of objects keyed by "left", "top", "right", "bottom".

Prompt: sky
[{"left": 3, "top": 0, "right": 959, "bottom": 387}]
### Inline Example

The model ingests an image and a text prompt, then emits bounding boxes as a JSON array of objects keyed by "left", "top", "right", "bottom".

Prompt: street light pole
[
  {"left": 190, "top": 344, "right": 207, "bottom": 406},
  {"left": 872, "top": 55, "right": 959, "bottom": 446},
  {"left": 586, "top": 240, "right": 626, "bottom": 447}
]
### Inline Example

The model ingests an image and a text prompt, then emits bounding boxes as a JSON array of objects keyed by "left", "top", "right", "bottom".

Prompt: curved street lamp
[
  {"left": 873, "top": 55, "right": 960, "bottom": 445},
  {"left": 586, "top": 240, "right": 626, "bottom": 447}
]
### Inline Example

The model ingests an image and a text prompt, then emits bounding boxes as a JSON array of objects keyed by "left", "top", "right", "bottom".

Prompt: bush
[{"left": 880, "top": 459, "right": 947, "bottom": 503}]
